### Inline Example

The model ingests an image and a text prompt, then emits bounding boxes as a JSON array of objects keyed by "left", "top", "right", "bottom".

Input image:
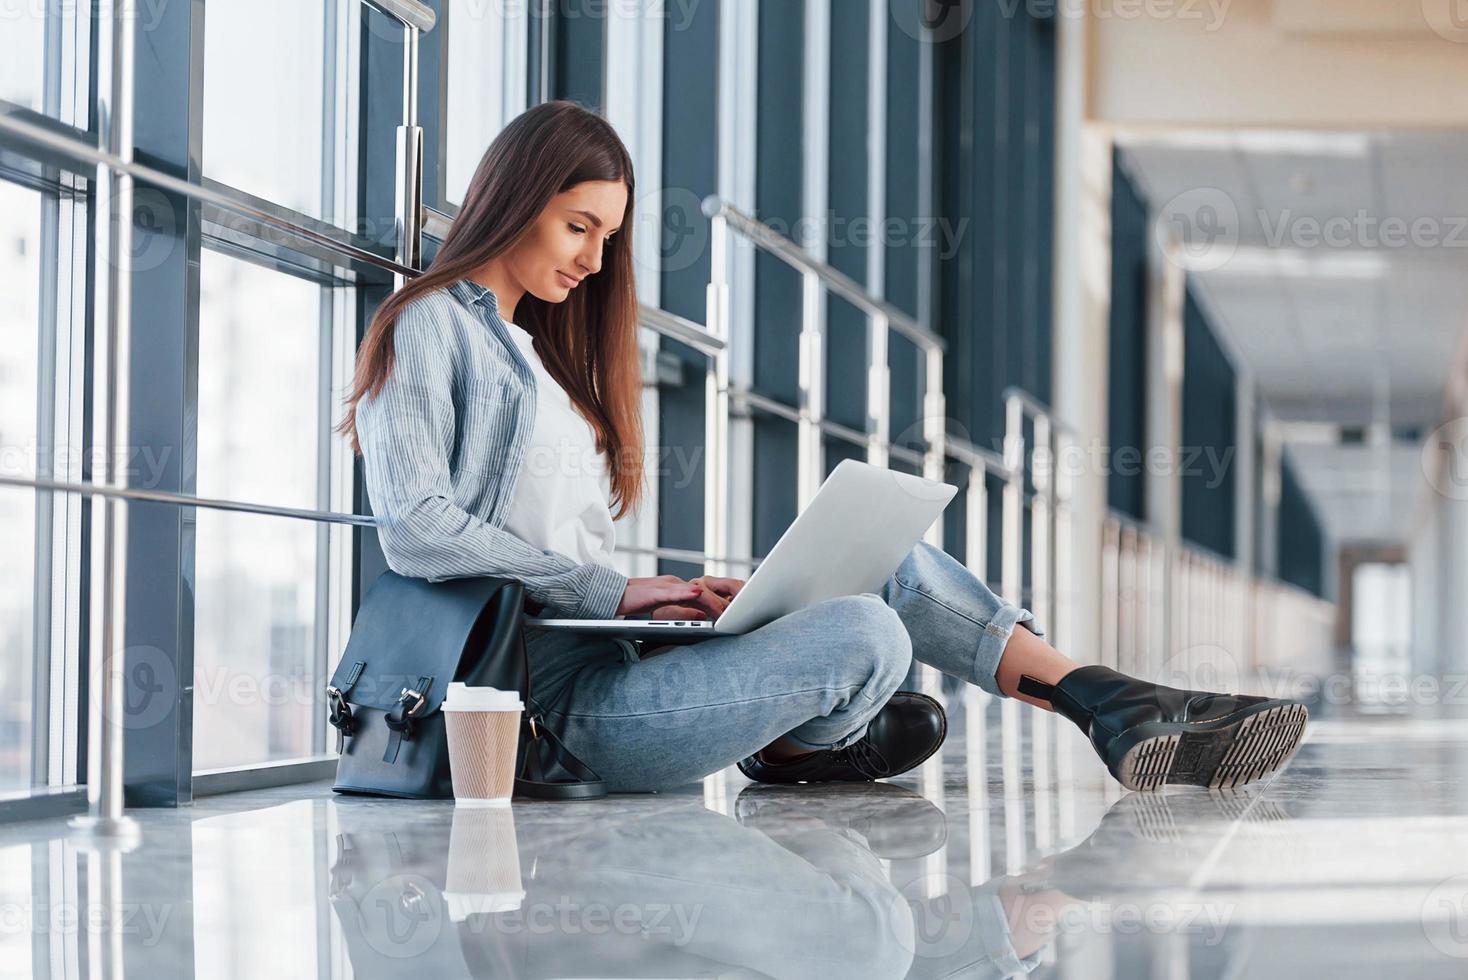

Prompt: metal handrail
[
  {"left": 638, "top": 304, "right": 726, "bottom": 355},
  {"left": 1001, "top": 385, "right": 1077, "bottom": 436},
  {"left": 359, "top": 0, "right": 436, "bottom": 32},
  {"left": 420, "top": 203, "right": 460, "bottom": 238},
  {"left": 944, "top": 432, "right": 1014, "bottom": 479},
  {"left": 0, "top": 475, "right": 380, "bottom": 528},
  {"left": 0, "top": 106, "right": 417, "bottom": 280},
  {"left": 701, "top": 196, "right": 946, "bottom": 352}
]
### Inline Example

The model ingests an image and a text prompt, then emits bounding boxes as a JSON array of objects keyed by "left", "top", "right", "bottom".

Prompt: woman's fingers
[
  {"left": 649, "top": 604, "right": 707, "bottom": 620},
  {"left": 686, "top": 588, "right": 728, "bottom": 619},
  {"left": 690, "top": 575, "right": 744, "bottom": 599},
  {"left": 650, "top": 582, "right": 703, "bottom": 605}
]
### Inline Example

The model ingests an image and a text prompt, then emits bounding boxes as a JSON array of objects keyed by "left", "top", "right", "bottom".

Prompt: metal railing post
[
  {"left": 70, "top": 0, "right": 139, "bottom": 845},
  {"left": 704, "top": 209, "right": 732, "bottom": 579},
  {"left": 393, "top": 20, "right": 424, "bottom": 290},
  {"left": 866, "top": 312, "right": 890, "bottom": 470},
  {"left": 1054, "top": 429, "right": 1074, "bottom": 653},
  {"left": 922, "top": 344, "right": 947, "bottom": 523},
  {"left": 1000, "top": 395, "right": 1026, "bottom": 796},
  {"left": 1002, "top": 395, "right": 1025, "bottom": 612},
  {"left": 798, "top": 270, "right": 824, "bottom": 508}
]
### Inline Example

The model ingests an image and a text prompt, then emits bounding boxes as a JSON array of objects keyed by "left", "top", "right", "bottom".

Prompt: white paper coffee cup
[{"left": 442, "top": 683, "right": 524, "bottom": 806}]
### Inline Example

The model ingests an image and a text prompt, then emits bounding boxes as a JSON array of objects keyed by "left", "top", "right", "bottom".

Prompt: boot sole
[{"left": 1113, "top": 702, "right": 1309, "bottom": 792}]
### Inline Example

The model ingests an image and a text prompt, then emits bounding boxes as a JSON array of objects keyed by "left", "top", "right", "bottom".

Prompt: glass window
[
  {"left": 202, "top": 0, "right": 332, "bottom": 219},
  {"left": 192, "top": 252, "right": 324, "bottom": 771},
  {"left": 0, "top": 2, "right": 88, "bottom": 126},
  {"left": 0, "top": 5, "right": 45, "bottom": 110},
  {"left": 443, "top": 0, "right": 527, "bottom": 206},
  {"left": 0, "top": 181, "right": 42, "bottom": 793}
]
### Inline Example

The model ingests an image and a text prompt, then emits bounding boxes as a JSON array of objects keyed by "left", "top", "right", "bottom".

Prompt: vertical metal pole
[
  {"left": 89, "top": 848, "right": 127, "bottom": 978},
  {"left": 964, "top": 456, "right": 992, "bottom": 885},
  {"left": 915, "top": 339, "right": 944, "bottom": 700},
  {"left": 1054, "top": 429, "right": 1073, "bottom": 654},
  {"left": 71, "top": 0, "right": 140, "bottom": 844},
  {"left": 1001, "top": 395, "right": 1024, "bottom": 612},
  {"left": 394, "top": 24, "right": 424, "bottom": 289},
  {"left": 1051, "top": 424, "right": 1075, "bottom": 810},
  {"left": 968, "top": 462, "right": 988, "bottom": 583},
  {"left": 1120, "top": 527, "right": 1135, "bottom": 676},
  {"left": 1000, "top": 395, "right": 1025, "bottom": 808},
  {"left": 797, "top": 270, "right": 823, "bottom": 508},
  {"left": 922, "top": 343, "right": 946, "bottom": 545},
  {"left": 1100, "top": 517, "right": 1119, "bottom": 670},
  {"left": 865, "top": 313, "right": 890, "bottom": 470},
  {"left": 705, "top": 212, "right": 731, "bottom": 579},
  {"left": 1031, "top": 414, "right": 1051, "bottom": 640},
  {"left": 1030, "top": 412, "right": 1052, "bottom": 794}
]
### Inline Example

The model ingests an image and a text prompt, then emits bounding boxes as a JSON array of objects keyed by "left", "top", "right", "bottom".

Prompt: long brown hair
[{"left": 335, "top": 100, "right": 644, "bottom": 520}]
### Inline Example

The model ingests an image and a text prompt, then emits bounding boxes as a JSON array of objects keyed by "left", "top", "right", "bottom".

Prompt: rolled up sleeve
[{"left": 355, "top": 298, "right": 628, "bottom": 619}]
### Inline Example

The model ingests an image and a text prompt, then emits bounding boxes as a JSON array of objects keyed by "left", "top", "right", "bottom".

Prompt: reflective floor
[{"left": 4, "top": 689, "right": 1468, "bottom": 979}]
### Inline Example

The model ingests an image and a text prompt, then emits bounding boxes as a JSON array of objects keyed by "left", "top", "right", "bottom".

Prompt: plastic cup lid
[{"left": 443, "top": 682, "right": 523, "bottom": 711}]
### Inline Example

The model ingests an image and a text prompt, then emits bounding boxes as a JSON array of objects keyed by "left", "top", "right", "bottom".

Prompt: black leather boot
[
  {"left": 736, "top": 691, "right": 947, "bottom": 785},
  {"left": 1021, "top": 665, "right": 1308, "bottom": 791}
]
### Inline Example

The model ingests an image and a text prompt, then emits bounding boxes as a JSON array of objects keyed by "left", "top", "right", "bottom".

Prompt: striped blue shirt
[{"left": 355, "top": 277, "right": 629, "bottom": 618}]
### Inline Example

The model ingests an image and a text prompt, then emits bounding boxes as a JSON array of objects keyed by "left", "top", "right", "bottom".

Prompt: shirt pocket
[{"left": 457, "top": 379, "right": 518, "bottom": 477}]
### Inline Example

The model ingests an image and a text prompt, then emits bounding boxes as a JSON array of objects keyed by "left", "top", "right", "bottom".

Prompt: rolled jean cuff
[{"left": 974, "top": 603, "right": 1045, "bottom": 699}]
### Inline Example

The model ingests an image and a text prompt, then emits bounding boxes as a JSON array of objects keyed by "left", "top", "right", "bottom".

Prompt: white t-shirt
[{"left": 500, "top": 320, "right": 617, "bottom": 568}]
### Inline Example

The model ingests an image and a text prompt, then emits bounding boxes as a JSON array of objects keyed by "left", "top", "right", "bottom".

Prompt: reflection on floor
[{"left": 4, "top": 690, "right": 1468, "bottom": 979}]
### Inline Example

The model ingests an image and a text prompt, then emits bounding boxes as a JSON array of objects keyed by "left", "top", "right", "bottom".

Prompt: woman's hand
[
  {"left": 690, "top": 575, "right": 745, "bottom": 602},
  {"left": 617, "top": 575, "right": 711, "bottom": 618},
  {"left": 644, "top": 575, "right": 746, "bottom": 622}
]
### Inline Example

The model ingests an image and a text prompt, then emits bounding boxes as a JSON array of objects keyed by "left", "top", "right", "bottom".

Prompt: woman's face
[{"left": 505, "top": 179, "right": 628, "bottom": 304}]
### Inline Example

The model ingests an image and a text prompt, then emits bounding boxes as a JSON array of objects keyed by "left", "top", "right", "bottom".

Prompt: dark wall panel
[
  {"left": 825, "top": 4, "right": 870, "bottom": 433},
  {"left": 886, "top": 17, "right": 925, "bottom": 453},
  {"left": 1278, "top": 452, "right": 1325, "bottom": 597},
  {"left": 1180, "top": 286, "right": 1237, "bottom": 558},
  {"left": 1107, "top": 152, "right": 1149, "bottom": 521},
  {"left": 656, "top": 0, "right": 720, "bottom": 576},
  {"left": 749, "top": 1, "right": 806, "bottom": 553},
  {"left": 935, "top": 3, "right": 1057, "bottom": 454},
  {"left": 553, "top": 1, "right": 605, "bottom": 109}
]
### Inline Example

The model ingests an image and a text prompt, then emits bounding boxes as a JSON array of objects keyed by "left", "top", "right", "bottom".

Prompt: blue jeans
[{"left": 527, "top": 540, "right": 1045, "bottom": 792}]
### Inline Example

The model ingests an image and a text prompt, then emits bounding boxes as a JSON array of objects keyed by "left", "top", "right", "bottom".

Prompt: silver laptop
[{"left": 526, "top": 458, "right": 958, "bottom": 643}]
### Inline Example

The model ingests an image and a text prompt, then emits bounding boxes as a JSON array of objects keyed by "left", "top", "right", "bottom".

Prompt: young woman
[{"left": 337, "top": 101, "right": 1309, "bottom": 794}]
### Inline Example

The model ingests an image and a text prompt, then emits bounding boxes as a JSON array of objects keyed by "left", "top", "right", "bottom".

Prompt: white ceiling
[{"left": 1119, "top": 130, "right": 1468, "bottom": 545}]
